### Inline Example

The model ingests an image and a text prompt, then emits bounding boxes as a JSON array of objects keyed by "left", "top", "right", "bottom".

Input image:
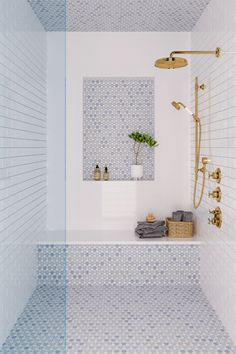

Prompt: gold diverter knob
[
  {"left": 208, "top": 187, "right": 221, "bottom": 202},
  {"left": 209, "top": 168, "right": 221, "bottom": 183},
  {"left": 208, "top": 207, "right": 222, "bottom": 228}
]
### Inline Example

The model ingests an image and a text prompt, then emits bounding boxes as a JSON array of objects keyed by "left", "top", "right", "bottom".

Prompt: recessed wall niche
[{"left": 83, "top": 77, "right": 155, "bottom": 181}]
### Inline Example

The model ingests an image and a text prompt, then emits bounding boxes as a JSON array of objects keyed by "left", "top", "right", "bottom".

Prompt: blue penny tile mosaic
[
  {"left": 1, "top": 245, "right": 236, "bottom": 353},
  {"left": 0, "top": 285, "right": 66, "bottom": 353},
  {"left": 37, "top": 245, "right": 200, "bottom": 287},
  {"left": 37, "top": 244, "right": 66, "bottom": 286},
  {"left": 67, "top": 285, "right": 236, "bottom": 354},
  {"left": 83, "top": 78, "right": 155, "bottom": 181},
  {"left": 29, "top": 0, "right": 211, "bottom": 32},
  {"left": 1, "top": 285, "right": 236, "bottom": 353},
  {"left": 68, "top": 245, "right": 200, "bottom": 286}
]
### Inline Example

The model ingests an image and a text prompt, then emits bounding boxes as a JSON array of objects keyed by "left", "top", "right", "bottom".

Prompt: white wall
[
  {"left": 60, "top": 32, "right": 191, "bottom": 232},
  {"left": 191, "top": 0, "right": 236, "bottom": 343},
  {"left": 0, "top": 0, "right": 47, "bottom": 346}
]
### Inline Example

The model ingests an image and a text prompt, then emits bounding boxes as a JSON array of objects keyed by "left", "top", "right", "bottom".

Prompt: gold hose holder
[
  {"left": 198, "top": 156, "right": 209, "bottom": 173},
  {"left": 193, "top": 156, "right": 209, "bottom": 209}
]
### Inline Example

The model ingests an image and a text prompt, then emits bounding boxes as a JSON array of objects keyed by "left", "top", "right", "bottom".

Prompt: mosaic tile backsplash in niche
[{"left": 83, "top": 78, "right": 155, "bottom": 181}]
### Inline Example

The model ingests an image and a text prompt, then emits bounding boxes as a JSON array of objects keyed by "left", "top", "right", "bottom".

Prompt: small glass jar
[
  {"left": 94, "top": 165, "right": 101, "bottom": 181},
  {"left": 103, "top": 166, "right": 109, "bottom": 181}
]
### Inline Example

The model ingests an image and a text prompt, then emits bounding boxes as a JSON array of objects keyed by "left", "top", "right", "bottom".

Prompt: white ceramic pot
[{"left": 131, "top": 164, "right": 143, "bottom": 180}]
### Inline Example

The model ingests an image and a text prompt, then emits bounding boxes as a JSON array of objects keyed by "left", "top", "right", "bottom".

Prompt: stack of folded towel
[
  {"left": 172, "top": 210, "right": 193, "bottom": 222},
  {"left": 135, "top": 220, "right": 167, "bottom": 238}
]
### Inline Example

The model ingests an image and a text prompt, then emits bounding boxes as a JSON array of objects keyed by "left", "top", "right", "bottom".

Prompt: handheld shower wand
[
  {"left": 172, "top": 77, "right": 208, "bottom": 209},
  {"left": 171, "top": 101, "right": 198, "bottom": 121}
]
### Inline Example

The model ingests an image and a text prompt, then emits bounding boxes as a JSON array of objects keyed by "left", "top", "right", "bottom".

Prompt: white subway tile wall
[
  {"left": 0, "top": 0, "right": 46, "bottom": 346},
  {"left": 191, "top": 0, "right": 236, "bottom": 343}
]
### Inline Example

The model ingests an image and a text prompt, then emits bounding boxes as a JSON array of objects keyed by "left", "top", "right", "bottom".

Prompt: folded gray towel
[
  {"left": 138, "top": 232, "right": 165, "bottom": 239},
  {"left": 137, "top": 220, "right": 165, "bottom": 227},
  {"left": 135, "top": 219, "right": 166, "bottom": 239},
  {"left": 171, "top": 210, "right": 193, "bottom": 222},
  {"left": 172, "top": 211, "right": 183, "bottom": 221},
  {"left": 141, "top": 225, "right": 167, "bottom": 235},
  {"left": 182, "top": 211, "right": 193, "bottom": 222},
  {"left": 136, "top": 225, "right": 165, "bottom": 233},
  {"left": 135, "top": 224, "right": 167, "bottom": 238},
  {"left": 136, "top": 225, "right": 166, "bottom": 233}
]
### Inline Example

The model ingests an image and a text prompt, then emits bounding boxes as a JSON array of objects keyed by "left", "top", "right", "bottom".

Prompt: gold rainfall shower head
[
  {"left": 155, "top": 56, "right": 188, "bottom": 69},
  {"left": 155, "top": 47, "right": 221, "bottom": 69}
]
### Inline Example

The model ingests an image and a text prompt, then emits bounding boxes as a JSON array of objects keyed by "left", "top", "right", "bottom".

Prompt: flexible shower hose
[{"left": 193, "top": 120, "right": 206, "bottom": 209}]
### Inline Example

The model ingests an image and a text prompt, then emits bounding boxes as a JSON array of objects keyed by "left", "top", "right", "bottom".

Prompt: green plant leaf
[{"left": 128, "top": 131, "right": 158, "bottom": 148}]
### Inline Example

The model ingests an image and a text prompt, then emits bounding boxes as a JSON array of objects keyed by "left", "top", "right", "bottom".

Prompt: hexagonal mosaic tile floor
[{"left": 1, "top": 285, "right": 236, "bottom": 353}]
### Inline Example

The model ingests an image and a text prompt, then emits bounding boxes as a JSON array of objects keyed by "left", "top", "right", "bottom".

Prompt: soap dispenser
[
  {"left": 103, "top": 166, "right": 109, "bottom": 181},
  {"left": 94, "top": 165, "right": 101, "bottom": 181}
]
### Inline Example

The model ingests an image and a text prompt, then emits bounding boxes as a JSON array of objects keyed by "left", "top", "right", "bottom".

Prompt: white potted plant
[{"left": 128, "top": 132, "right": 158, "bottom": 180}]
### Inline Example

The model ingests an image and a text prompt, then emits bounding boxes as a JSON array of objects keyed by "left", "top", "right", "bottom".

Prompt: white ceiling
[{"left": 29, "top": 0, "right": 211, "bottom": 32}]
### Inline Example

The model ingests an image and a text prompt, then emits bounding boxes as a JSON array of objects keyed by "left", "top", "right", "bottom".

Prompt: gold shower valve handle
[
  {"left": 208, "top": 218, "right": 217, "bottom": 226},
  {"left": 208, "top": 207, "right": 222, "bottom": 228},
  {"left": 208, "top": 218, "right": 221, "bottom": 228},
  {"left": 208, "top": 187, "right": 221, "bottom": 202},
  {"left": 208, "top": 217, "right": 222, "bottom": 228},
  {"left": 209, "top": 168, "right": 221, "bottom": 183},
  {"left": 209, "top": 207, "right": 221, "bottom": 215}
]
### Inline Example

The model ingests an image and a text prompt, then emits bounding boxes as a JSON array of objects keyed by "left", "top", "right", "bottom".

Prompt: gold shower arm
[{"left": 170, "top": 47, "right": 220, "bottom": 58}]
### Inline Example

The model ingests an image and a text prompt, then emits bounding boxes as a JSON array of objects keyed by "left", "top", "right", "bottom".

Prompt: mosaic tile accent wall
[
  {"left": 37, "top": 245, "right": 200, "bottom": 287},
  {"left": 83, "top": 78, "right": 155, "bottom": 181},
  {"left": 29, "top": 0, "right": 211, "bottom": 32}
]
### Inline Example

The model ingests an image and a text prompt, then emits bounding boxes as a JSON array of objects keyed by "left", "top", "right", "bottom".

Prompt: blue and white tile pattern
[
  {"left": 83, "top": 78, "right": 155, "bottom": 181},
  {"left": 2, "top": 285, "right": 236, "bottom": 353},
  {"left": 1, "top": 244, "right": 236, "bottom": 353},
  {"left": 38, "top": 244, "right": 200, "bottom": 286},
  {"left": 29, "top": 0, "right": 211, "bottom": 32},
  {"left": 0, "top": 286, "right": 66, "bottom": 353},
  {"left": 67, "top": 285, "right": 236, "bottom": 354}
]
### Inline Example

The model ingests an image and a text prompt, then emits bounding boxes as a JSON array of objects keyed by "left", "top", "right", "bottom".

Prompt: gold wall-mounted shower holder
[
  {"left": 208, "top": 186, "right": 221, "bottom": 203},
  {"left": 198, "top": 156, "right": 210, "bottom": 173},
  {"left": 199, "top": 83, "right": 205, "bottom": 90},
  {"left": 208, "top": 207, "right": 222, "bottom": 228}
]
